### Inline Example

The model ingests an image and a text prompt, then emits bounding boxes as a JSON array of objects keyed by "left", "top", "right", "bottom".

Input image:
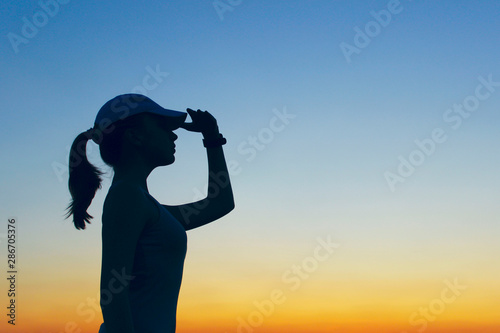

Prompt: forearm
[{"left": 205, "top": 142, "right": 234, "bottom": 210}]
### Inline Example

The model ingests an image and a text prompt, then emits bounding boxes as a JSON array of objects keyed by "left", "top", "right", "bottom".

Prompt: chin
[{"left": 162, "top": 155, "right": 175, "bottom": 166}]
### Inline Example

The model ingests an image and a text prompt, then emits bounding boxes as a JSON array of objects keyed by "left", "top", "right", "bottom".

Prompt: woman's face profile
[{"left": 139, "top": 114, "right": 179, "bottom": 167}]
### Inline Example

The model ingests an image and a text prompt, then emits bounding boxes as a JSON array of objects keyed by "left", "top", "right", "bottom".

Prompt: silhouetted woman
[{"left": 66, "top": 94, "right": 234, "bottom": 333}]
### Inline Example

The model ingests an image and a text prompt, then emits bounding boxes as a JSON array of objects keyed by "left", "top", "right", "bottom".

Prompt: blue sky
[
  {"left": 0, "top": 2, "right": 499, "bottom": 328},
  {"left": 1, "top": 0, "right": 499, "bottom": 222}
]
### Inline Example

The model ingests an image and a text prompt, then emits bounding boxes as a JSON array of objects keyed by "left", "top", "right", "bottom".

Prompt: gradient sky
[{"left": 1, "top": 0, "right": 499, "bottom": 332}]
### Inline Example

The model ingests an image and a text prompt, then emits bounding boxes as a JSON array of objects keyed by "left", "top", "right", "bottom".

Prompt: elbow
[
  {"left": 207, "top": 191, "right": 234, "bottom": 221},
  {"left": 226, "top": 193, "right": 235, "bottom": 213},
  {"left": 219, "top": 196, "right": 235, "bottom": 218},
  {"left": 227, "top": 200, "right": 235, "bottom": 214}
]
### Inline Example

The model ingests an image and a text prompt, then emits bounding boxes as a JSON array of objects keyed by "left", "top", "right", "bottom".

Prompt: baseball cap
[{"left": 90, "top": 94, "right": 187, "bottom": 144}]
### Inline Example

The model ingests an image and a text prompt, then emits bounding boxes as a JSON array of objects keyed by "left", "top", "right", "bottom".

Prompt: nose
[{"left": 171, "top": 132, "right": 178, "bottom": 142}]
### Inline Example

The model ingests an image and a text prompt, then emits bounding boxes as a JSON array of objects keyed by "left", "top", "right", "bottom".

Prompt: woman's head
[
  {"left": 95, "top": 94, "right": 185, "bottom": 167},
  {"left": 100, "top": 112, "right": 179, "bottom": 168},
  {"left": 65, "top": 94, "right": 186, "bottom": 230}
]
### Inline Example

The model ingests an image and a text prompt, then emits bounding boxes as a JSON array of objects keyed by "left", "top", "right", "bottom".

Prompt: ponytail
[{"left": 65, "top": 130, "right": 103, "bottom": 230}]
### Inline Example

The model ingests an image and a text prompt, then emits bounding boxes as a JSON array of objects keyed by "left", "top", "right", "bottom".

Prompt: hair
[{"left": 65, "top": 114, "right": 147, "bottom": 230}]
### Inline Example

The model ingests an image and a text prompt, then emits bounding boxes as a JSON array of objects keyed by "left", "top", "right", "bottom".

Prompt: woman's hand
[{"left": 180, "top": 108, "right": 219, "bottom": 139}]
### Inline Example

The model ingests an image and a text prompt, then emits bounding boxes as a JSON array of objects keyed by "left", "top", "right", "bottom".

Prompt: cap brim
[{"left": 151, "top": 108, "right": 187, "bottom": 129}]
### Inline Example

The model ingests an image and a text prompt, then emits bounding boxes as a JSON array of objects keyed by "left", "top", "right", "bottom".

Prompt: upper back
[{"left": 100, "top": 181, "right": 158, "bottom": 281}]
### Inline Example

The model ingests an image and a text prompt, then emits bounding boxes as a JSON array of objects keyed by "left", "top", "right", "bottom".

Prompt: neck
[{"left": 112, "top": 161, "right": 154, "bottom": 192}]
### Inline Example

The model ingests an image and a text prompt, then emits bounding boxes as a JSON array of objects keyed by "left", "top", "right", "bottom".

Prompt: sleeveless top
[{"left": 99, "top": 184, "right": 187, "bottom": 333}]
